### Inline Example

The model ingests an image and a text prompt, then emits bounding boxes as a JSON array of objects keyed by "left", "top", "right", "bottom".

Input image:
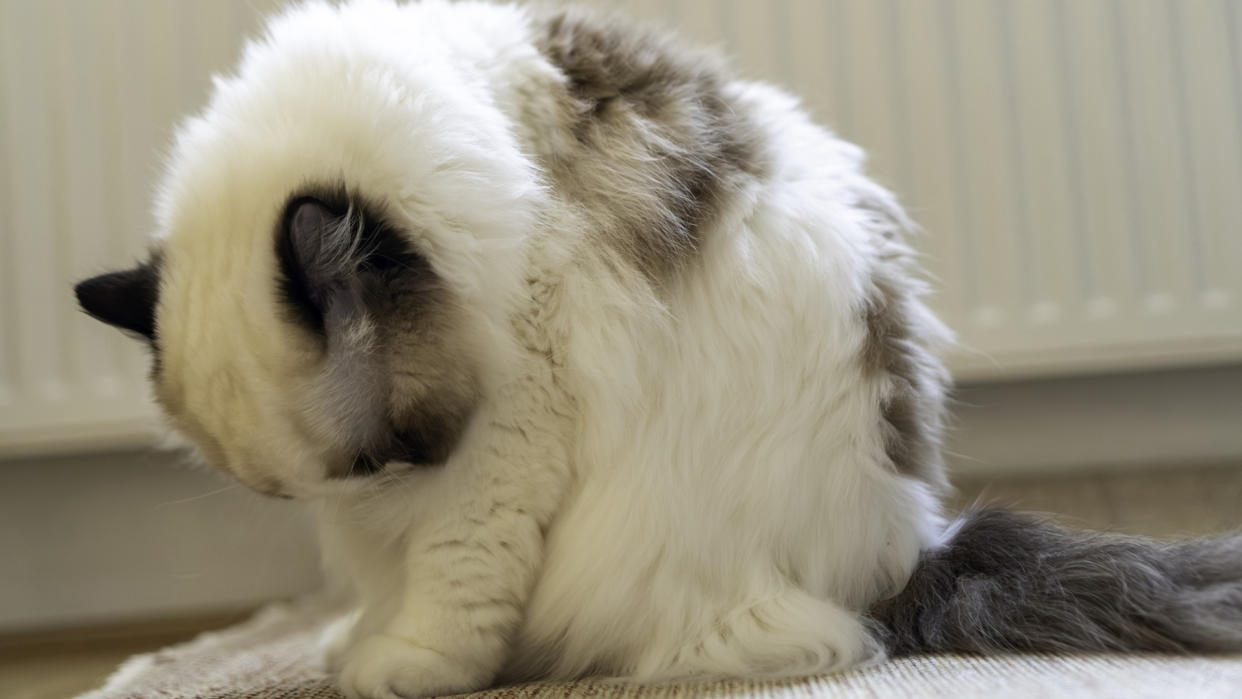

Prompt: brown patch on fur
[
  {"left": 862, "top": 272, "right": 913, "bottom": 376},
  {"left": 863, "top": 267, "right": 948, "bottom": 486},
  {"left": 863, "top": 251, "right": 949, "bottom": 487},
  {"left": 378, "top": 264, "right": 480, "bottom": 468},
  {"left": 278, "top": 188, "right": 481, "bottom": 478},
  {"left": 534, "top": 8, "right": 763, "bottom": 282}
]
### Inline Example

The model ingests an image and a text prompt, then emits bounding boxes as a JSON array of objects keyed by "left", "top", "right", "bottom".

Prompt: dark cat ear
[
  {"left": 74, "top": 259, "right": 161, "bottom": 340},
  {"left": 277, "top": 196, "right": 354, "bottom": 333}
]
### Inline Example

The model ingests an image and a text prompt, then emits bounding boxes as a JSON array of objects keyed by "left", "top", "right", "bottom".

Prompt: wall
[
  {"left": 949, "top": 363, "right": 1242, "bottom": 478},
  {"left": 0, "top": 450, "right": 321, "bottom": 632}
]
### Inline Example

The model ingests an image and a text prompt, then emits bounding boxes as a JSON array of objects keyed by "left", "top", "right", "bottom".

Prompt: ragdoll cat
[{"left": 75, "top": 2, "right": 1242, "bottom": 698}]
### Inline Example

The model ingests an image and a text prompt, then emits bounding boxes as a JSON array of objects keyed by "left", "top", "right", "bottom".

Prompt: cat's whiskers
[{"left": 151, "top": 482, "right": 240, "bottom": 509}]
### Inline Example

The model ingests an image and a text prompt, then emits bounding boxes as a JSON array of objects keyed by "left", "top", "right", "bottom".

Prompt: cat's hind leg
[{"left": 636, "top": 589, "right": 884, "bottom": 681}]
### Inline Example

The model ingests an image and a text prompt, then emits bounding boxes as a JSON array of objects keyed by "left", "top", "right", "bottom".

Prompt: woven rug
[{"left": 78, "top": 596, "right": 1242, "bottom": 699}]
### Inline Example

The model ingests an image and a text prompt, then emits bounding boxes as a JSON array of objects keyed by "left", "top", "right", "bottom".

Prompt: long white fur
[{"left": 150, "top": 2, "right": 951, "bottom": 698}]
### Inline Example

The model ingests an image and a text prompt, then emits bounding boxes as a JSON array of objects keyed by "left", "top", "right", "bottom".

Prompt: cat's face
[
  {"left": 105, "top": 191, "right": 487, "bottom": 500},
  {"left": 74, "top": 1, "right": 541, "bottom": 497}
]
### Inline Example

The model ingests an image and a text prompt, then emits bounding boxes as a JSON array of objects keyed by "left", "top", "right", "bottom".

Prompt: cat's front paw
[{"left": 336, "top": 634, "right": 488, "bottom": 699}]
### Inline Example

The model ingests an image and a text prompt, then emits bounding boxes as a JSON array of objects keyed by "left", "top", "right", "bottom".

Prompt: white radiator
[
  {"left": 3, "top": 0, "right": 1241, "bottom": 455},
  {"left": 0, "top": 0, "right": 281, "bottom": 454}
]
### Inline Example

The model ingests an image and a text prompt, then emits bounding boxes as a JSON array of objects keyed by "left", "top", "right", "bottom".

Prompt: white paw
[{"left": 336, "top": 634, "right": 488, "bottom": 699}]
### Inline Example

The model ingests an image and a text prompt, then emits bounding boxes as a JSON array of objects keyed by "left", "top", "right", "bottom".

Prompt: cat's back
[{"left": 509, "top": 5, "right": 950, "bottom": 681}]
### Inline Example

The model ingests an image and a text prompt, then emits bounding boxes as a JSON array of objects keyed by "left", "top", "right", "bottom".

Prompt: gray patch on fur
[
  {"left": 534, "top": 8, "right": 763, "bottom": 281},
  {"left": 863, "top": 270, "right": 946, "bottom": 484},
  {"left": 871, "top": 508, "right": 1242, "bottom": 654},
  {"left": 854, "top": 189, "right": 949, "bottom": 485}
]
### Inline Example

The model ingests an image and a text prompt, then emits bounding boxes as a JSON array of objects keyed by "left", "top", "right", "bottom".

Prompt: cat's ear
[
  {"left": 74, "top": 259, "right": 160, "bottom": 340},
  {"left": 277, "top": 196, "right": 360, "bottom": 333}
]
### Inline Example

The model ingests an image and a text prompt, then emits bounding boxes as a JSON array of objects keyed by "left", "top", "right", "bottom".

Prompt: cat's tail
[{"left": 869, "top": 507, "right": 1242, "bottom": 655}]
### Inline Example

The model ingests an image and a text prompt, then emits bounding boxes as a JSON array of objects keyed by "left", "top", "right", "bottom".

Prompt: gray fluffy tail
[{"left": 870, "top": 508, "right": 1242, "bottom": 655}]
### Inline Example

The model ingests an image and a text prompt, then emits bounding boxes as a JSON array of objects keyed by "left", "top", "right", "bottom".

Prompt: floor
[
  {"left": 0, "top": 612, "right": 251, "bottom": 699},
  {"left": 3, "top": 462, "right": 1240, "bottom": 699},
  {"left": 0, "top": 642, "right": 158, "bottom": 699}
]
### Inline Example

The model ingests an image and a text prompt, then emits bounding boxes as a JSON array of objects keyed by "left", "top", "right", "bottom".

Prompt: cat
[{"left": 75, "top": 2, "right": 1242, "bottom": 698}]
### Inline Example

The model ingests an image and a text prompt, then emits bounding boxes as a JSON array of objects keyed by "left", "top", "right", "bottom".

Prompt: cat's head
[{"left": 74, "top": 1, "right": 543, "bottom": 498}]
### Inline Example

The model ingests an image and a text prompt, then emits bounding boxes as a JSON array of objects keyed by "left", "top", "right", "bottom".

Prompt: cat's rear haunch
[{"left": 73, "top": 2, "right": 1242, "bottom": 697}]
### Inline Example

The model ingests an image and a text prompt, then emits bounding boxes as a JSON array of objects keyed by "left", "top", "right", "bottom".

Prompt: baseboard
[
  {"left": 0, "top": 450, "right": 322, "bottom": 633},
  {"left": 946, "top": 363, "right": 1242, "bottom": 478},
  {"left": 0, "top": 607, "right": 255, "bottom": 658}
]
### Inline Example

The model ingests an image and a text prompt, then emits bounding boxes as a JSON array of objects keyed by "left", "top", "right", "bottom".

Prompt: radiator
[
  {"left": 0, "top": 0, "right": 282, "bottom": 454},
  {"left": 3, "top": 0, "right": 1240, "bottom": 454}
]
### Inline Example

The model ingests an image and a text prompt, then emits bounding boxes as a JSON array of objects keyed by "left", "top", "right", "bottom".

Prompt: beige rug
[{"left": 78, "top": 595, "right": 1242, "bottom": 699}]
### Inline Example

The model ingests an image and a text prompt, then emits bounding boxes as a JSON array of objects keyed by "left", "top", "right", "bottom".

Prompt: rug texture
[{"left": 78, "top": 596, "right": 1242, "bottom": 699}]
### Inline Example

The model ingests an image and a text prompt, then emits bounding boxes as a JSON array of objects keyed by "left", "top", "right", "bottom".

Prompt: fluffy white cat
[{"left": 76, "top": 2, "right": 1242, "bottom": 698}]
